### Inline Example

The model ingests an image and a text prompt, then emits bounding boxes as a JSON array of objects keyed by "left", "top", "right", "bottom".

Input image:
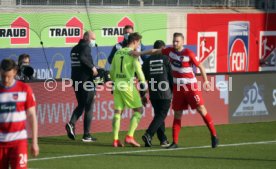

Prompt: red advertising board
[
  {"left": 187, "top": 13, "right": 276, "bottom": 73},
  {"left": 27, "top": 75, "right": 229, "bottom": 137}
]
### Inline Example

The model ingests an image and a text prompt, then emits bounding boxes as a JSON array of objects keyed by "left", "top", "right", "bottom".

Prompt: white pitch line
[{"left": 29, "top": 140, "right": 276, "bottom": 162}]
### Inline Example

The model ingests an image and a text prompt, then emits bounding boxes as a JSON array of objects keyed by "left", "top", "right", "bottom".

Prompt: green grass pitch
[{"left": 28, "top": 121, "right": 276, "bottom": 169}]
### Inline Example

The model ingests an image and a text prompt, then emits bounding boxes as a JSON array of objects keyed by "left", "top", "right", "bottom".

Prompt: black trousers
[
  {"left": 146, "top": 99, "right": 171, "bottom": 143},
  {"left": 70, "top": 82, "right": 95, "bottom": 135}
]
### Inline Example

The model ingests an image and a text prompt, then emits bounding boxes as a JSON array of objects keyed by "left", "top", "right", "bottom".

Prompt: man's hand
[
  {"left": 92, "top": 67, "right": 98, "bottom": 76},
  {"left": 129, "top": 50, "right": 141, "bottom": 57},
  {"left": 204, "top": 81, "right": 211, "bottom": 91},
  {"left": 141, "top": 96, "right": 148, "bottom": 107},
  {"left": 31, "top": 143, "right": 39, "bottom": 157}
]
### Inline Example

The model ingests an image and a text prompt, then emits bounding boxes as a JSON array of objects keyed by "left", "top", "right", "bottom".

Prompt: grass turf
[{"left": 28, "top": 121, "right": 276, "bottom": 169}]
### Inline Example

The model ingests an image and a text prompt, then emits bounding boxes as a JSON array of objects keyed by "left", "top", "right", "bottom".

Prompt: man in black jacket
[
  {"left": 107, "top": 25, "right": 146, "bottom": 65},
  {"left": 66, "top": 30, "right": 98, "bottom": 142},
  {"left": 142, "top": 40, "right": 173, "bottom": 147}
]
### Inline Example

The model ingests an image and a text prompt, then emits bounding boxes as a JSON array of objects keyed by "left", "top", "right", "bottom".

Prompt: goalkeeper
[{"left": 110, "top": 32, "right": 147, "bottom": 147}]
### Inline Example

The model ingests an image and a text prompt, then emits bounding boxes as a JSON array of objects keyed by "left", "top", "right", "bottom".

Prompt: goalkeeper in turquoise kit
[{"left": 110, "top": 32, "right": 147, "bottom": 147}]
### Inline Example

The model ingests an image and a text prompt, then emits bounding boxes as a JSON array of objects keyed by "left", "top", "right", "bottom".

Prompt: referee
[
  {"left": 66, "top": 30, "right": 98, "bottom": 142},
  {"left": 142, "top": 40, "right": 173, "bottom": 147}
]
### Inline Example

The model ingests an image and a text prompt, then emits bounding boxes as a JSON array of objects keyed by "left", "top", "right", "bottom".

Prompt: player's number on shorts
[
  {"left": 19, "top": 153, "right": 27, "bottom": 165},
  {"left": 194, "top": 95, "right": 200, "bottom": 103},
  {"left": 120, "top": 56, "right": 124, "bottom": 73}
]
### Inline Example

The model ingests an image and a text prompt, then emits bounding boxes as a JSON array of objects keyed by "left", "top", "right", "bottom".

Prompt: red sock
[
  {"left": 201, "top": 113, "right": 217, "bottom": 136},
  {"left": 172, "top": 118, "right": 181, "bottom": 144}
]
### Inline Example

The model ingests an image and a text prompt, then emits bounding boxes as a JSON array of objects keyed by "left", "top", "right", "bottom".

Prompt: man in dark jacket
[
  {"left": 141, "top": 40, "right": 173, "bottom": 147},
  {"left": 66, "top": 30, "right": 98, "bottom": 142},
  {"left": 108, "top": 25, "right": 146, "bottom": 65}
]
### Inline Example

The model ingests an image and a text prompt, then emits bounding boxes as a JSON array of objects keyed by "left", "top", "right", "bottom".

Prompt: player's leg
[
  {"left": 82, "top": 89, "right": 96, "bottom": 142},
  {"left": 70, "top": 84, "right": 86, "bottom": 123},
  {"left": 66, "top": 84, "right": 85, "bottom": 140},
  {"left": 0, "top": 147, "right": 9, "bottom": 169},
  {"left": 113, "top": 110, "right": 124, "bottom": 147},
  {"left": 118, "top": 85, "right": 143, "bottom": 147},
  {"left": 156, "top": 99, "right": 171, "bottom": 147},
  {"left": 125, "top": 106, "right": 143, "bottom": 147},
  {"left": 196, "top": 105, "right": 218, "bottom": 148},
  {"left": 143, "top": 99, "right": 170, "bottom": 147},
  {"left": 10, "top": 142, "right": 28, "bottom": 169},
  {"left": 168, "top": 87, "right": 187, "bottom": 149},
  {"left": 112, "top": 89, "right": 125, "bottom": 147},
  {"left": 188, "top": 83, "right": 218, "bottom": 148}
]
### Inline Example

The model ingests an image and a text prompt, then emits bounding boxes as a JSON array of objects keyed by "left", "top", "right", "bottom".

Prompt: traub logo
[
  {"left": 102, "top": 17, "right": 134, "bottom": 42},
  {"left": 0, "top": 17, "right": 30, "bottom": 45},
  {"left": 49, "top": 17, "right": 83, "bottom": 44}
]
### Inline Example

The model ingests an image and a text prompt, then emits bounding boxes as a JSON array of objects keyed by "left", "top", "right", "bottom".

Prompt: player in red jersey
[
  {"left": 131, "top": 33, "right": 218, "bottom": 148},
  {"left": 0, "top": 59, "right": 39, "bottom": 169}
]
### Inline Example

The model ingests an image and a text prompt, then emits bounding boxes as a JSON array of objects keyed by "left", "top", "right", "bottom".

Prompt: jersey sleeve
[
  {"left": 133, "top": 58, "right": 146, "bottom": 83},
  {"left": 79, "top": 45, "right": 94, "bottom": 69},
  {"left": 142, "top": 58, "right": 149, "bottom": 81},
  {"left": 25, "top": 85, "right": 36, "bottom": 110},
  {"left": 188, "top": 49, "right": 200, "bottom": 67},
  {"left": 110, "top": 52, "right": 116, "bottom": 81},
  {"left": 161, "top": 47, "right": 171, "bottom": 57}
]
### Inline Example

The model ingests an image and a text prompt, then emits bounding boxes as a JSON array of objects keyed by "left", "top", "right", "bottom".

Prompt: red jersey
[
  {"left": 0, "top": 80, "right": 36, "bottom": 146},
  {"left": 162, "top": 47, "right": 199, "bottom": 84}
]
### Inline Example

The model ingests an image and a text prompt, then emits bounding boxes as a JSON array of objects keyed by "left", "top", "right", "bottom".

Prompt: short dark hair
[
  {"left": 124, "top": 25, "right": 133, "bottom": 31},
  {"left": 173, "top": 32, "right": 184, "bottom": 39},
  {"left": 153, "top": 40, "right": 166, "bottom": 49},
  {"left": 127, "top": 32, "right": 142, "bottom": 45},
  {"left": 18, "top": 53, "right": 30, "bottom": 66},
  {"left": 0, "top": 59, "right": 18, "bottom": 72}
]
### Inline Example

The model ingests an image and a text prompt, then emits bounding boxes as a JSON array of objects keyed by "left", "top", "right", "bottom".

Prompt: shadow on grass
[
  {"left": 108, "top": 153, "right": 276, "bottom": 163},
  {"left": 34, "top": 137, "right": 112, "bottom": 147}
]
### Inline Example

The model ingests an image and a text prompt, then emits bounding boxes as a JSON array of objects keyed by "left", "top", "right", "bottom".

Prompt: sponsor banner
[
  {"left": 0, "top": 45, "right": 195, "bottom": 79},
  {"left": 26, "top": 74, "right": 229, "bottom": 137},
  {"left": 197, "top": 32, "right": 217, "bottom": 73},
  {"left": 259, "top": 31, "right": 276, "bottom": 71},
  {"left": 229, "top": 73, "right": 276, "bottom": 123},
  {"left": 0, "top": 14, "right": 166, "bottom": 48},
  {"left": 228, "top": 21, "right": 249, "bottom": 72},
  {"left": 187, "top": 13, "right": 276, "bottom": 73}
]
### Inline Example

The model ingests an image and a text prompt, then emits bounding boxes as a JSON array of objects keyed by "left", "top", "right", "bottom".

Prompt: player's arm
[
  {"left": 197, "top": 63, "right": 208, "bottom": 83},
  {"left": 79, "top": 46, "right": 98, "bottom": 76},
  {"left": 109, "top": 56, "right": 116, "bottom": 81},
  {"left": 130, "top": 49, "right": 162, "bottom": 58},
  {"left": 134, "top": 58, "right": 147, "bottom": 103},
  {"left": 189, "top": 49, "right": 210, "bottom": 90},
  {"left": 165, "top": 57, "right": 173, "bottom": 92},
  {"left": 197, "top": 63, "right": 211, "bottom": 91},
  {"left": 108, "top": 45, "right": 117, "bottom": 64},
  {"left": 27, "top": 106, "right": 39, "bottom": 157}
]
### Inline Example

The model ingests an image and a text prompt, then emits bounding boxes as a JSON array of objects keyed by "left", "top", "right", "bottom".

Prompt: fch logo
[
  {"left": 197, "top": 32, "right": 217, "bottom": 73},
  {"left": 228, "top": 21, "right": 249, "bottom": 72},
  {"left": 259, "top": 31, "right": 276, "bottom": 70},
  {"left": 102, "top": 17, "right": 134, "bottom": 42},
  {"left": 49, "top": 17, "right": 83, "bottom": 44},
  {"left": 0, "top": 17, "right": 30, "bottom": 45}
]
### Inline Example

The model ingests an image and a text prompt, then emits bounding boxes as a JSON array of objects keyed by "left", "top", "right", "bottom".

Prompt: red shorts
[
  {"left": 0, "top": 140, "right": 28, "bottom": 169},
  {"left": 172, "top": 83, "right": 204, "bottom": 111}
]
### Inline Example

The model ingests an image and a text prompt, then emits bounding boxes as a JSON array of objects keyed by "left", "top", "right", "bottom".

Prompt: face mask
[
  {"left": 123, "top": 33, "right": 129, "bottom": 41},
  {"left": 90, "top": 40, "right": 96, "bottom": 47}
]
